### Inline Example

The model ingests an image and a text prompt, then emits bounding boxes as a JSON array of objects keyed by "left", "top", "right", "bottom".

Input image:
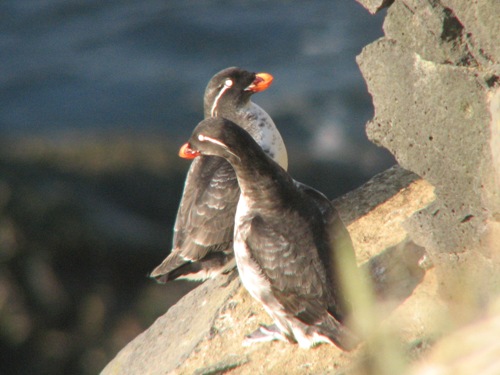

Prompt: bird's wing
[
  {"left": 244, "top": 211, "right": 360, "bottom": 350},
  {"left": 151, "top": 156, "right": 239, "bottom": 280},
  {"left": 294, "top": 180, "right": 357, "bottom": 320},
  {"left": 245, "top": 213, "right": 332, "bottom": 325},
  {"left": 293, "top": 180, "right": 332, "bottom": 220},
  {"left": 173, "top": 155, "right": 240, "bottom": 260}
]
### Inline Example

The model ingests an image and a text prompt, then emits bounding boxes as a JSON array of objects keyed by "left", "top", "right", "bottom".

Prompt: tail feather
[
  {"left": 318, "top": 314, "right": 360, "bottom": 351},
  {"left": 150, "top": 251, "right": 235, "bottom": 283},
  {"left": 149, "top": 251, "right": 190, "bottom": 283}
]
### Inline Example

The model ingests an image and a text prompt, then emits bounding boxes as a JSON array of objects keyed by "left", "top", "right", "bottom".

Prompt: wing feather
[
  {"left": 245, "top": 212, "right": 331, "bottom": 326},
  {"left": 152, "top": 156, "right": 240, "bottom": 279}
]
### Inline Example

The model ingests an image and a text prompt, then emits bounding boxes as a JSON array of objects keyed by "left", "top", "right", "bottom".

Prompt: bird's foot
[
  {"left": 220, "top": 267, "right": 238, "bottom": 287},
  {"left": 242, "top": 324, "right": 287, "bottom": 346}
]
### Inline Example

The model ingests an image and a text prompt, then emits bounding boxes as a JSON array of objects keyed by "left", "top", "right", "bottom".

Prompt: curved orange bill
[
  {"left": 179, "top": 143, "right": 200, "bottom": 159},
  {"left": 246, "top": 72, "right": 273, "bottom": 93}
]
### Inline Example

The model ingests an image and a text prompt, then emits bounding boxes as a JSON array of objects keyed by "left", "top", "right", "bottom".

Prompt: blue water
[{"left": 1, "top": 0, "right": 389, "bottom": 170}]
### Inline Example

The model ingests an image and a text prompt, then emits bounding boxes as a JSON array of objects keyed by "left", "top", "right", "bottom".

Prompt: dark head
[
  {"left": 204, "top": 67, "right": 273, "bottom": 118},
  {"left": 179, "top": 118, "right": 262, "bottom": 165}
]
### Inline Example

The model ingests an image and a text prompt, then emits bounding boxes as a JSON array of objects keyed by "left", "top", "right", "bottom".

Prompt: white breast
[{"left": 241, "top": 103, "right": 288, "bottom": 170}]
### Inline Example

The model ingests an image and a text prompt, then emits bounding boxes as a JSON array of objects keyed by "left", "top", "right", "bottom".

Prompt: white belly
[{"left": 234, "top": 196, "right": 271, "bottom": 302}]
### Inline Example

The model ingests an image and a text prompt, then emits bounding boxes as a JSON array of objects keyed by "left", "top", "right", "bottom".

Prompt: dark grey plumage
[
  {"left": 150, "top": 67, "right": 287, "bottom": 282},
  {"left": 181, "top": 117, "right": 359, "bottom": 350}
]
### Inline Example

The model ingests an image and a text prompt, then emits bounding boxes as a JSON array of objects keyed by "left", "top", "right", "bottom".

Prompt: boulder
[{"left": 357, "top": 0, "right": 500, "bottom": 309}]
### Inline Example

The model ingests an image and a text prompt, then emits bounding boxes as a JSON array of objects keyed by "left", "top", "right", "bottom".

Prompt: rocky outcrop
[
  {"left": 356, "top": 0, "right": 500, "bottom": 312},
  {"left": 102, "top": 274, "right": 241, "bottom": 375},
  {"left": 103, "top": 0, "right": 500, "bottom": 373},
  {"left": 102, "top": 166, "right": 436, "bottom": 374},
  {"left": 355, "top": 0, "right": 394, "bottom": 14}
]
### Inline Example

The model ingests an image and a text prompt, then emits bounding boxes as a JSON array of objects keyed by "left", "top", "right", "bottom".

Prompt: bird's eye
[
  {"left": 198, "top": 134, "right": 206, "bottom": 142},
  {"left": 224, "top": 79, "right": 233, "bottom": 87}
]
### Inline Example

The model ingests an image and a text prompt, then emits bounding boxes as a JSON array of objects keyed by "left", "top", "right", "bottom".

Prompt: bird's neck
[
  {"left": 231, "top": 149, "right": 293, "bottom": 210},
  {"left": 204, "top": 101, "right": 288, "bottom": 171}
]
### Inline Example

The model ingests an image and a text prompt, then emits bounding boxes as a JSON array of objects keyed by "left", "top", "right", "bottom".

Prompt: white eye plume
[
  {"left": 198, "top": 134, "right": 226, "bottom": 147},
  {"left": 210, "top": 78, "right": 234, "bottom": 117},
  {"left": 197, "top": 133, "right": 241, "bottom": 162}
]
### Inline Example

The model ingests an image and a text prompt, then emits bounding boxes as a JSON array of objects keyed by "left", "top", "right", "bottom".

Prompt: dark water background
[
  {"left": 2, "top": 0, "right": 388, "bottom": 167},
  {"left": 0, "top": 1, "right": 393, "bottom": 374}
]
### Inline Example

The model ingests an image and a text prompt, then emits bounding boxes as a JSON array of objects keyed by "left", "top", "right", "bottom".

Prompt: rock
[
  {"left": 410, "top": 298, "right": 500, "bottom": 375},
  {"left": 355, "top": 0, "right": 395, "bottom": 15},
  {"left": 356, "top": 0, "right": 500, "bottom": 307},
  {"left": 102, "top": 166, "right": 437, "bottom": 374},
  {"left": 334, "top": 165, "right": 421, "bottom": 225},
  {"left": 383, "top": 0, "right": 474, "bottom": 65},
  {"left": 491, "top": 87, "right": 500, "bottom": 196},
  {"left": 441, "top": 0, "right": 500, "bottom": 64},
  {"left": 359, "top": 39, "right": 493, "bottom": 251},
  {"left": 101, "top": 274, "right": 240, "bottom": 375}
]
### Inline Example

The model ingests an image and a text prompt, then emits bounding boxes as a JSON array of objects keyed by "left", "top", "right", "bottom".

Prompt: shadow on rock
[{"left": 363, "top": 238, "right": 429, "bottom": 307}]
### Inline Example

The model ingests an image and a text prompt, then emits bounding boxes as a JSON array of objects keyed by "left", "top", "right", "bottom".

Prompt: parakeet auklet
[
  {"left": 178, "top": 117, "right": 359, "bottom": 351},
  {"left": 150, "top": 67, "right": 288, "bottom": 282}
]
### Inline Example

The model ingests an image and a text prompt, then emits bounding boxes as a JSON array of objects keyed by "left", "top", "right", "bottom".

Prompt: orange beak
[
  {"left": 246, "top": 72, "right": 273, "bottom": 93},
  {"left": 179, "top": 143, "right": 200, "bottom": 159}
]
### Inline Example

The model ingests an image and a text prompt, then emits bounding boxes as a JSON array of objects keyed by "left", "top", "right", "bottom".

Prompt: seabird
[
  {"left": 178, "top": 117, "right": 359, "bottom": 351},
  {"left": 150, "top": 67, "right": 288, "bottom": 282}
]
